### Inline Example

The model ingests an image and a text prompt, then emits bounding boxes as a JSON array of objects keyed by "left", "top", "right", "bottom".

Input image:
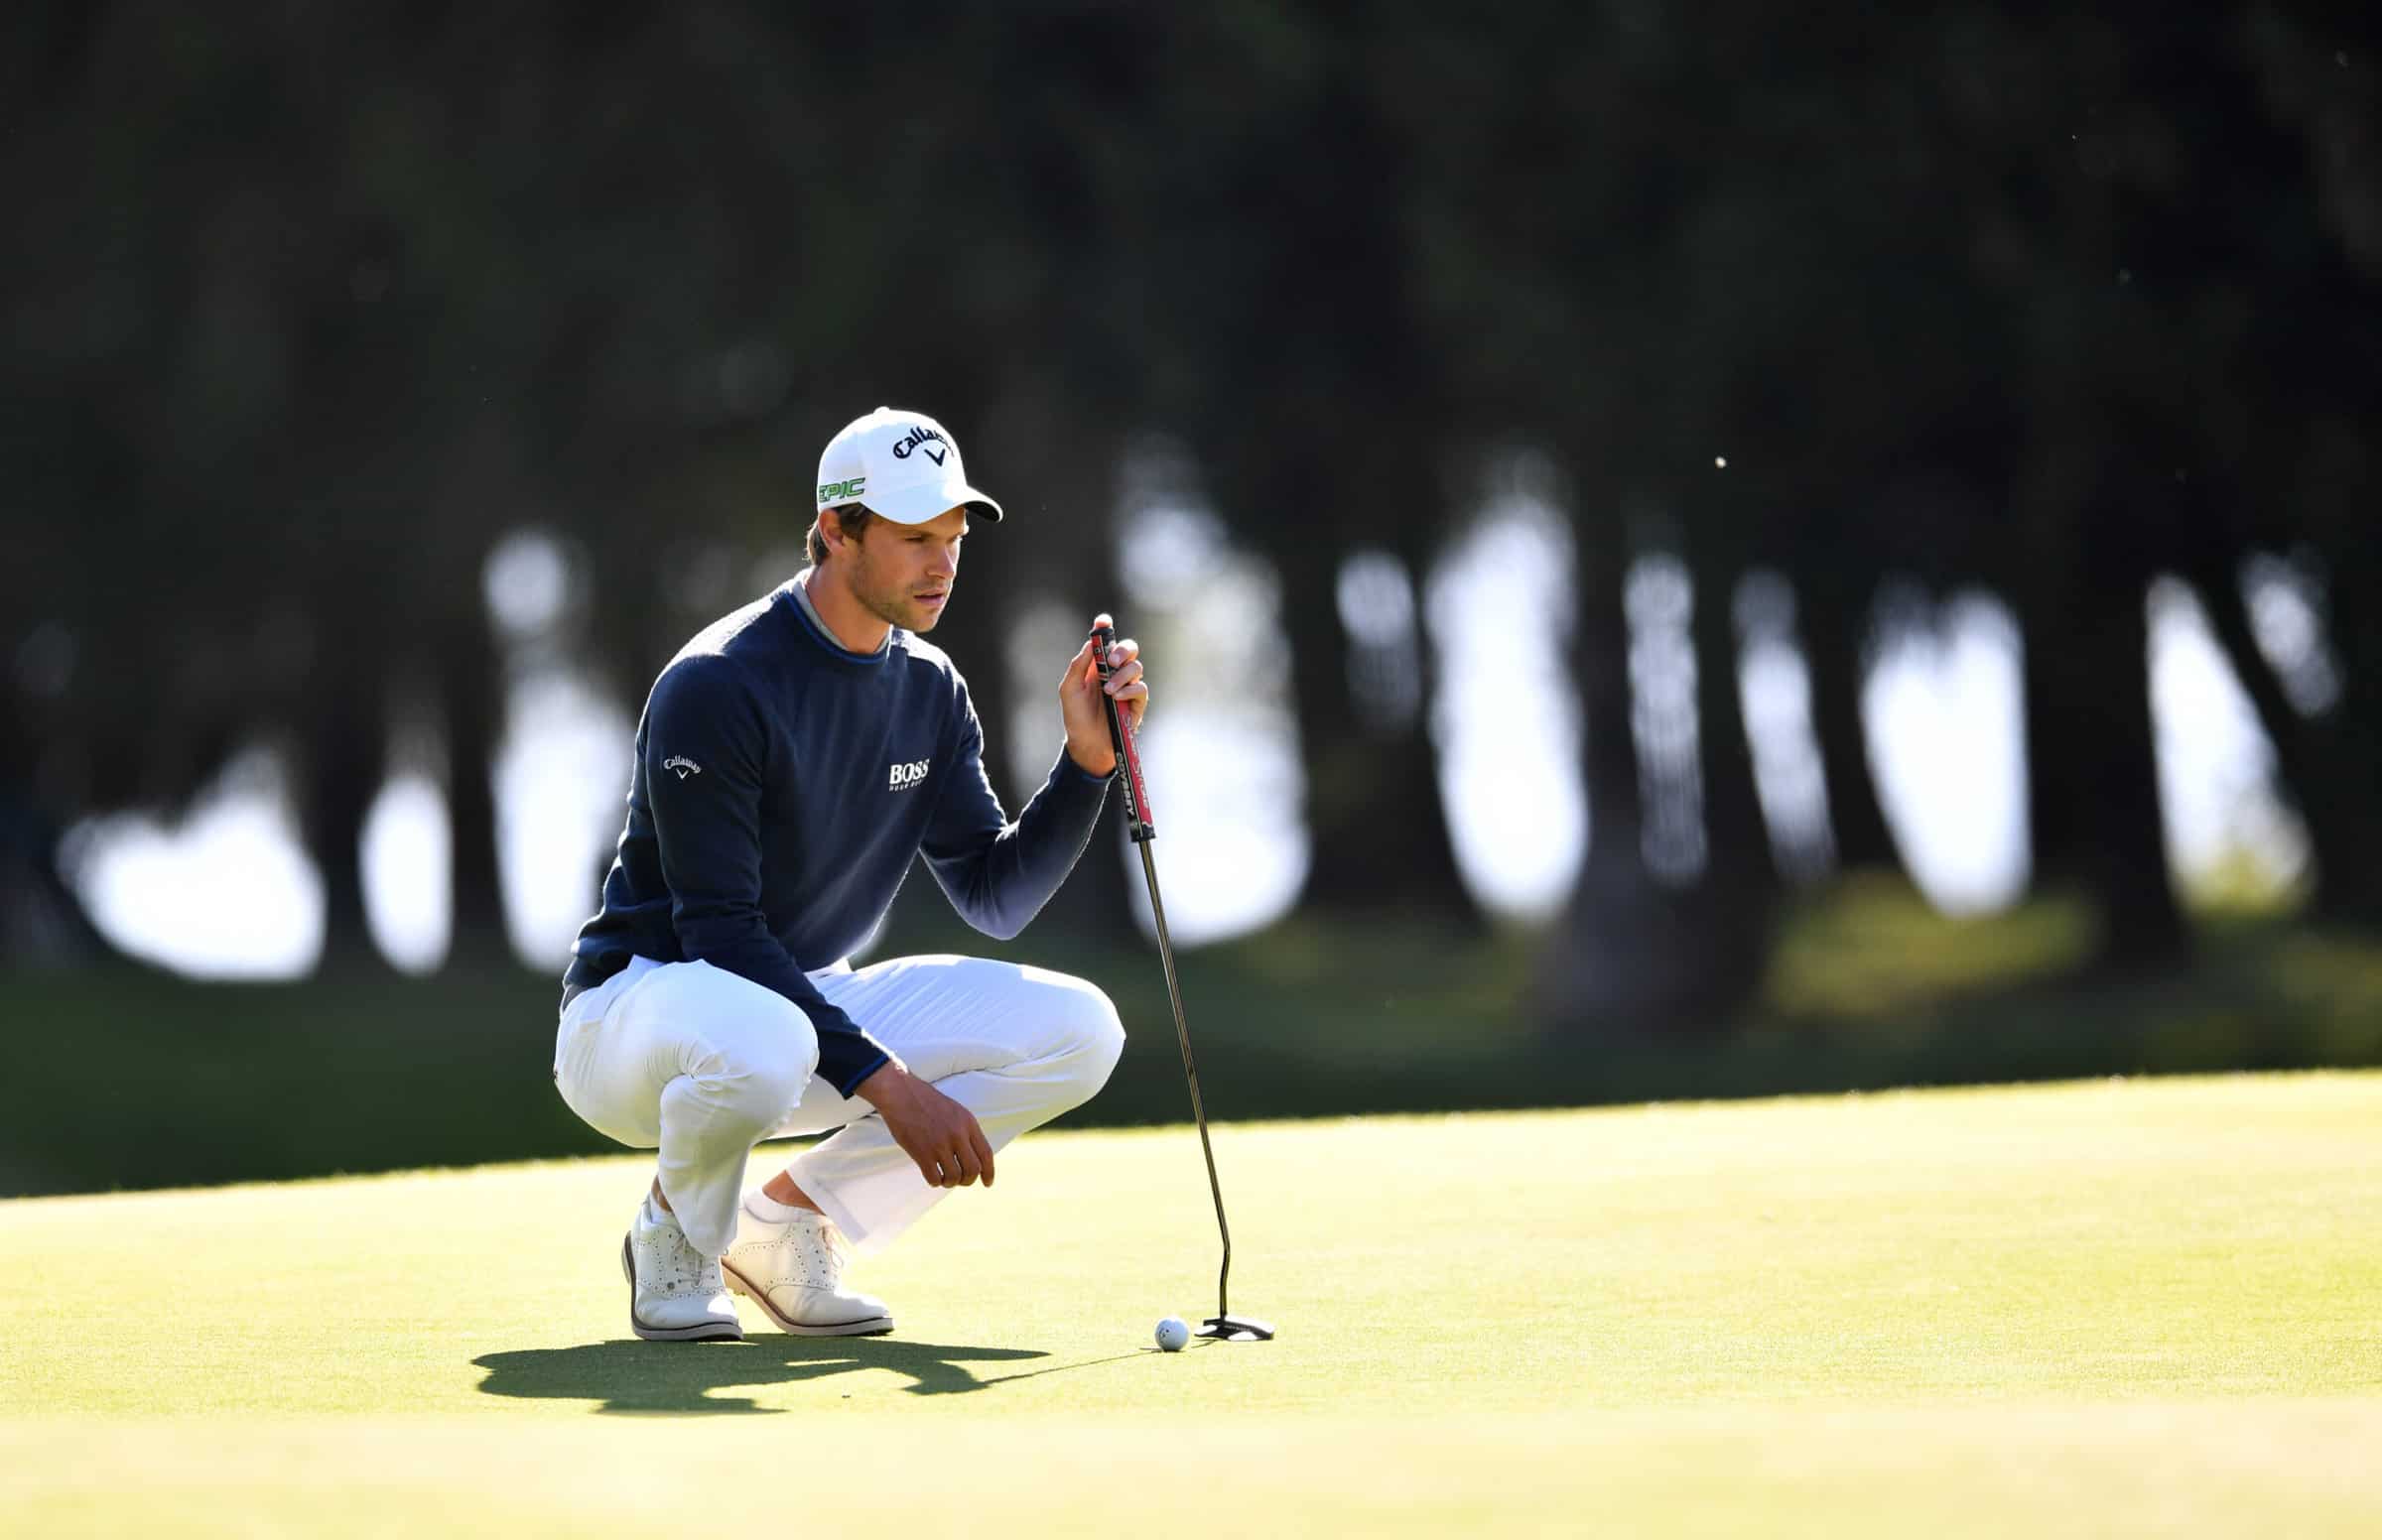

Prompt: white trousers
[{"left": 552, "top": 953, "right": 1125, "bottom": 1258}]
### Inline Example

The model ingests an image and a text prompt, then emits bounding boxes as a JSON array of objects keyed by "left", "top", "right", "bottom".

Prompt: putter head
[{"left": 1197, "top": 1314, "right": 1275, "bottom": 1342}]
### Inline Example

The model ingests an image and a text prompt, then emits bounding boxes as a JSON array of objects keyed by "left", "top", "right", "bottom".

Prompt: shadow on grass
[{"left": 472, "top": 1337, "right": 1144, "bottom": 1414}]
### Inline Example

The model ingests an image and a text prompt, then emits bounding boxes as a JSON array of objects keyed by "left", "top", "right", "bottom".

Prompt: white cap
[{"left": 814, "top": 406, "right": 1003, "bottom": 524}]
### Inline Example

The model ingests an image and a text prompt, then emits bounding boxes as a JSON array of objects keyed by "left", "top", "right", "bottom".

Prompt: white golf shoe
[
  {"left": 620, "top": 1198, "right": 741, "bottom": 1343},
  {"left": 722, "top": 1201, "right": 895, "bottom": 1337}
]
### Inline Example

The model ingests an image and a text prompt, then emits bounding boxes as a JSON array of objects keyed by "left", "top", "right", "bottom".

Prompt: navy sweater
[{"left": 565, "top": 580, "right": 1114, "bottom": 1094}]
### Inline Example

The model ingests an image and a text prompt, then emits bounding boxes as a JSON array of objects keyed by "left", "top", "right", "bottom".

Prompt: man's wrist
[
  {"left": 856, "top": 1059, "right": 917, "bottom": 1108},
  {"left": 1066, "top": 739, "right": 1117, "bottom": 778}
]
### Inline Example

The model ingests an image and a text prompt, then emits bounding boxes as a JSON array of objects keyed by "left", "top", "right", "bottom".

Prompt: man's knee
[
  {"left": 677, "top": 973, "right": 820, "bottom": 1133},
  {"left": 731, "top": 1029, "right": 820, "bottom": 1127},
  {"left": 1045, "top": 973, "right": 1125, "bottom": 1101}
]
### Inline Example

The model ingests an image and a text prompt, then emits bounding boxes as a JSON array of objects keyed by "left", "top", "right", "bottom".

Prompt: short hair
[{"left": 807, "top": 503, "right": 874, "bottom": 567}]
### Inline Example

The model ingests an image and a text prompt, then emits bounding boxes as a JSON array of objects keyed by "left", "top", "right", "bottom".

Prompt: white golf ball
[{"left": 1154, "top": 1315, "right": 1191, "bottom": 1351}]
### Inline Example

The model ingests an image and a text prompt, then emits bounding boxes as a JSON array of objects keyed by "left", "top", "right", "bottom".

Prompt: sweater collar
[{"left": 781, "top": 571, "right": 896, "bottom": 666}]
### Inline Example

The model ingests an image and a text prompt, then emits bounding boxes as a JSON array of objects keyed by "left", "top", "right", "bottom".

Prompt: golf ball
[{"left": 1154, "top": 1315, "right": 1191, "bottom": 1351}]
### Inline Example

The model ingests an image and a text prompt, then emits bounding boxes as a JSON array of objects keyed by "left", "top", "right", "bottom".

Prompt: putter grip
[{"left": 1091, "top": 620, "right": 1156, "bottom": 841}]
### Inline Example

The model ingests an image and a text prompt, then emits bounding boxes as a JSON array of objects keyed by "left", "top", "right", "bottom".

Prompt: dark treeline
[{"left": 4, "top": 4, "right": 2376, "bottom": 1034}]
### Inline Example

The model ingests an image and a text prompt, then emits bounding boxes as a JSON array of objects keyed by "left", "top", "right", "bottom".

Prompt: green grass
[
  {"left": 15, "top": 886, "right": 2382, "bottom": 1199},
  {"left": 1762, "top": 877, "right": 2382, "bottom": 1063},
  {"left": 6, "top": 1073, "right": 2381, "bottom": 1535},
  {"left": 1763, "top": 873, "right": 2100, "bottom": 1020}
]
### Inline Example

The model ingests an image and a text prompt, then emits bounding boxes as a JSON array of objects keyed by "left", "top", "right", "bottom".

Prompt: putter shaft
[
  {"left": 1136, "top": 835, "right": 1235, "bottom": 1326},
  {"left": 1092, "top": 621, "right": 1237, "bottom": 1327}
]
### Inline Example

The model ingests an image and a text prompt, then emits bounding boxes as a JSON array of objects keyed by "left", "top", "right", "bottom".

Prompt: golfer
[{"left": 553, "top": 406, "right": 1145, "bottom": 1341}]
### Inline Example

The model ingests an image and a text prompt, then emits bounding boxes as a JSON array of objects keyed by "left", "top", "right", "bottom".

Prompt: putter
[{"left": 1093, "top": 619, "right": 1274, "bottom": 1343}]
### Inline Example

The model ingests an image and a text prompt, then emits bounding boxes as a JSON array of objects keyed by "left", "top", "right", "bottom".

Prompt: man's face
[{"left": 837, "top": 504, "right": 968, "bottom": 633}]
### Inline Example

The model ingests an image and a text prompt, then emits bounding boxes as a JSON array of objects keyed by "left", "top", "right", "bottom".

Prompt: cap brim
[{"left": 862, "top": 479, "right": 1003, "bottom": 524}]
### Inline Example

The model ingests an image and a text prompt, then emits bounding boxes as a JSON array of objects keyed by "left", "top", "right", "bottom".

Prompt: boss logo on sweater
[
  {"left": 663, "top": 755, "right": 702, "bottom": 781},
  {"left": 888, "top": 759, "right": 931, "bottom": 791}
]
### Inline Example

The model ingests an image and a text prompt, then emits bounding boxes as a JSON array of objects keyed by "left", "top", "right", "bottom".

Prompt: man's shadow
[{"left": 473, "top": 1337, "right": 1137, "bottom": 1414}]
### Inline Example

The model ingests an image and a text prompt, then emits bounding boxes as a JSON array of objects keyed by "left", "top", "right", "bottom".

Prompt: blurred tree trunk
[
  {"left": 1539, "top": 513, "right": 1758, "bottom": 1038},
  {"left": 1044, "top": 537, "right": 1137, "bottom": 941},
  {"left": 2020, "top": 470, "right": 2185, "bottom": 966},
  {"left": 440, "top": 608, "right": 509, "bottom": 968},
  {"left": 2007, "top": 64, "right": 2193, "bottom": 968},
  {"left": 1237, "top": 443, "right": 1477, "bottom": 928},
  {"left": 301, "top": 635, "right": 387, "bottom": 970},
  {"left": 981, "top": 385, "right": 1137, "bottom": 945},
  {"left": 1138, "top": 41, "right": 1477, "bottom": 931},
  {"left": 1797, "top": 580, "right": 1901, "bottom": 873},
  {"left": 2187, "top": 557, "right": 2318, "bottom": 891},
  {"left": 2313, "top": 524, "right": 2382, "bottom": 923},
  {"left": 2204, "top": 539, "right": 2382, "bottom": 929},
  {"left": 1381, "top": 497, "right": 1471, "bottom": 907},
  {"left": 1686, "top": 549, "right": 1780, "bottom": 992},
  {"left": 2282, "top": 412, "right": 2382, "bottom": 925}
]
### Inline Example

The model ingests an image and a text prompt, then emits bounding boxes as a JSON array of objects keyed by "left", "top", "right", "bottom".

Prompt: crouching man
[{"left": 552, "top": 406, "right": 1144, "bottom": 1340}]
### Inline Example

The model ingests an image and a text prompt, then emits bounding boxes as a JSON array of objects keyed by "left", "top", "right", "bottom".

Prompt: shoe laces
[
  {"left": 647, "top": 1216, "right": 725, "bottom": 1296},
  {"left": 785, "top": 1211, "right": 850, "bottom": 1288},
  {"left": 816, "top": 1217, "right": 851, "bottom": 1280}
]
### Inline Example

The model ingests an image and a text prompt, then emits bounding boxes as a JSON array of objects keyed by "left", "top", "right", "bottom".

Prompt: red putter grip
[{"left": 1091, "top": 621, "right": 1156, "bottom": 841}]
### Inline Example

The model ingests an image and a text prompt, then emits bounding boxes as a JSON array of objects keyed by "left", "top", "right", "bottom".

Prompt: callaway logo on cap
[{"left": 815, "top": 407, "right": 1005, "bottom": 524}]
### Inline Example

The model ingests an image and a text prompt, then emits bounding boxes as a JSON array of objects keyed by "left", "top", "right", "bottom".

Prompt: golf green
[{"left": 5, "top": 1073, "right": 2379, "bottom": 1535}]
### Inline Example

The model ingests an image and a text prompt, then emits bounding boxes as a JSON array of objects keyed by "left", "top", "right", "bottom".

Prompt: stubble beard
[{"left": 851, "top": 552, "right": 949, "bottom": 634}]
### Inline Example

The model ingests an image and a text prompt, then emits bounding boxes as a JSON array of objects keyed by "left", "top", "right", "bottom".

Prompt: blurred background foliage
[{"left": 4, "top": 3, "right": 2378, "bottom": 1194}]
